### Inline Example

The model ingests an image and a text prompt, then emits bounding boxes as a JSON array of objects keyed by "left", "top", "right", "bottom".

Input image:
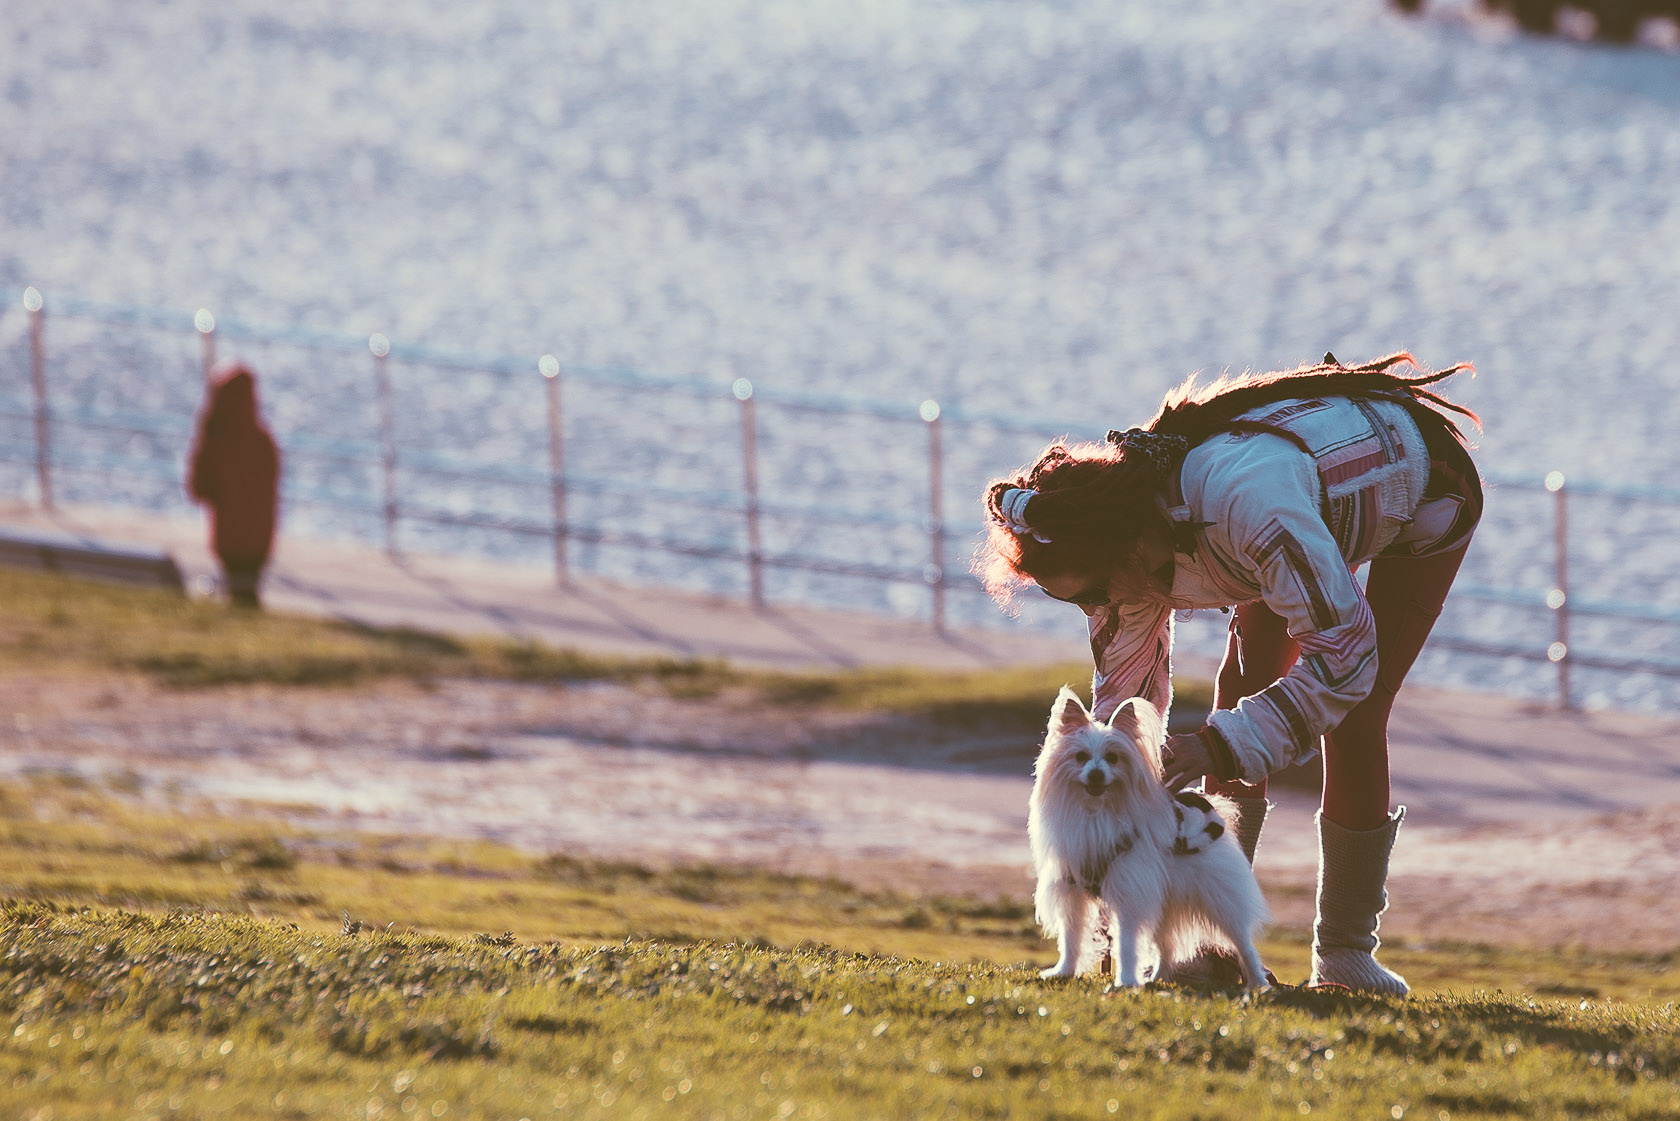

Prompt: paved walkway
[{"left": 0, "top": 501, "right": 1088, "bottom": 674}]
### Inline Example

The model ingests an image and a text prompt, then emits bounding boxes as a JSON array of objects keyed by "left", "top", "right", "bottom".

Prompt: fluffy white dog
[{"left": 1028, "top": 687, "right": 1270, "bottom": 992}]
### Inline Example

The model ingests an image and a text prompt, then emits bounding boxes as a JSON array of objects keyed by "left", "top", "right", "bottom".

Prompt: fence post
[
  {"left": 194, "top": 308, "right": 217, "bottom": 381},
  {"left": 1545, "top": 470, "right": 1571, "bottom": 710},
  {"left": 23, "top": 287, "right": 51, "bottom": 511},
  {"left": 370, "top": 333, "right": 398, "bottom": 557},
  {"left": 921, "top": 399, "right": 945, "bottom": 631},
  {"left": 734, "top": 377, "right": 764, "bottom": 608},
  {"left": 540, "top": 354, "right": 567, "bottom": 584}
]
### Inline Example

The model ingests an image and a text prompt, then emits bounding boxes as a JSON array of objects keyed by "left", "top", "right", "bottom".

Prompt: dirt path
[{"left": 6, "top": 671, "right": 1680, "bottom": 954}]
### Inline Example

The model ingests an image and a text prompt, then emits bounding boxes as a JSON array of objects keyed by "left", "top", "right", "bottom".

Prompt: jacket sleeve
[
  {"left": 1201, "top": 451, "right": 1380, "bottom": 781},
  {"left": 1088, "top": 599, "right": 1174, "bottom": 725}
]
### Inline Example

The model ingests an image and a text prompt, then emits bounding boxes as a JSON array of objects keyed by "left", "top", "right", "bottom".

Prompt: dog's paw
[{"left": 1038, "top": 963, "right": 1078, "bottom": 981}]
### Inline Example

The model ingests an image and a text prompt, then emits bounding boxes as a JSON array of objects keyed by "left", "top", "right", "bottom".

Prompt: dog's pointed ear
[
  {"left": 1109, "top": 697, "right": 1165, "bottom": 764},
  {"left": 1115, "top": 695, "right": 1169, "bottom": 749},
  {"left": 1047, "top": 686, "right": 1092, "bottom": 739}
]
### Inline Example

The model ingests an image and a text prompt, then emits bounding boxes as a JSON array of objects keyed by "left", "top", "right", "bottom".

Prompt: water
[{"left": 3, "top": 0, "right": 1679, "bottom": 709}]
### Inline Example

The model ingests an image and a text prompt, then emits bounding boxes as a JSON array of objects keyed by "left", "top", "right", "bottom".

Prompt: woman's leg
[
  {"left": 1171, "top": 603, "right": 1296, "bottom": 988},
  {"left": 1205, "top": 601, "right": 1299, "bottom": 800},
  {"left": 1320, "top": 543, "right": 1470, "bottom": 830},
  {"left": 1311, "top": 541, "right": 1470, "bottom": 995},
  {"left": 221, "top": 558, "right": 267, "bottom": 610}
]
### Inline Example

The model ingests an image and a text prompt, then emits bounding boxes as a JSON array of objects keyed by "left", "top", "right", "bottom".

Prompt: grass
[
  {"left": 4, "top": 776, "right": 1680, "bottom": 1120},
  {"left": 4, "top": 567, "right": 1678, "bottom": 1117},
  {"left": 10, "top": 906, "right": 1680, "bottom": 1121},
  {"left": 0, "top": 565, "right": 1209, "bottom": 731}
]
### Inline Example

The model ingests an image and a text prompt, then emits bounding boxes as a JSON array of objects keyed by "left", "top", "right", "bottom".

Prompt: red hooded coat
[{"left": 187, "top": 364, "right": 281, "bottom": 567}]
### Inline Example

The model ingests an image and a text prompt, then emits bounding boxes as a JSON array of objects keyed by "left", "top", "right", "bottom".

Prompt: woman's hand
[{"left": 1160, "top": 732, "right": 1214, "bottom": 791}]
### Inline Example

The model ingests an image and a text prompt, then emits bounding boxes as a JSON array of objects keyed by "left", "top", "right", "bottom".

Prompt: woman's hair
[
  {"left": 976, "top": 352, "right": 1478, "bottom": 605},
  {"left": 1145, "top": 351, "right": 1477, "bottom": 447},
  {"left": 201, "top": 363, "right": 262, "bottom": 437}
]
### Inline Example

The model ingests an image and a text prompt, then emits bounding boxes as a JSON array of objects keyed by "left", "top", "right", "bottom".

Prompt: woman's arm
[
  {"left": 186, "top": 436, "right": 215, "bottom": 504},
  {"left": 1199, "top": 455, "right": 1379, "bottom": 781},
  {"left": 1088, "top": 599, "right": 1174, "bottom": 725}
]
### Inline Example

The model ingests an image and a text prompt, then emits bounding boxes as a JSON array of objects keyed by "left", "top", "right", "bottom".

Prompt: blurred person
[
  {"left": 978, "top": 353, "right": 1481, "bottom": 995},
  {"left": 188, "top": 362, "right": 281, "bottom": 609}
]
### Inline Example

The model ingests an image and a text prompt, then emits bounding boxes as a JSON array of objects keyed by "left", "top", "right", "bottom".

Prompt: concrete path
[{"left": 0, "top": 501, "right": 1086, "bottom": 674}]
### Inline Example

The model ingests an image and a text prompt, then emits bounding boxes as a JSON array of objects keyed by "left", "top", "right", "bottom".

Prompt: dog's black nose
[{"left": 1084, "top": 777, "right": 1107, "bottom": 796}]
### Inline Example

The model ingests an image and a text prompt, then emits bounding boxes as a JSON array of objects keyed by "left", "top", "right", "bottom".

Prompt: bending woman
[{"left": 978, "top": 353, "right": 1482, "bottom": 994}]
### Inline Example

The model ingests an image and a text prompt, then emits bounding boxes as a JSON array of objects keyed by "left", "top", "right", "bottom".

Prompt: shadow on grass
[
  {"left": 334, "top": 621, "right": 470, "bottom": 657},
  {"left": 1267, "top": 983, "right": 1680, "bottom": 1080}
]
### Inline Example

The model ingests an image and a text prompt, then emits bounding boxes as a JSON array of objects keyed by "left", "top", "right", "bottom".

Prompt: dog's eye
[
  {"left": 1074, "top": 750, "right": 1090, "bottom": 764},
  {"left": 1104, "top": 751, "right": 1119, "bottom": 765}
]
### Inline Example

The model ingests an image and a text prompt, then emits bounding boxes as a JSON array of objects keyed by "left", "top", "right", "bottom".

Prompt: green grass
[
  {"left": 0, "top": 776, "right": 1046, "bottom": 966},
  {"left": 5, "top": 568, "right": 1678, "bottom": 1118},
  {"left": 0, "top": 565, "right": 1207, "bottom": 730},
  {"left": 4, "top": 777, "right": 1680, "bottom": 1120},
  {"left": 8, "top": 904, "right": 1680, "bottom": 1121}
]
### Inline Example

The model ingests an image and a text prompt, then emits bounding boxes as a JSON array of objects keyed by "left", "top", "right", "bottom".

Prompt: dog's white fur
[{"left": 1028, "top": 687, "right": 1270, "bottom": 991}]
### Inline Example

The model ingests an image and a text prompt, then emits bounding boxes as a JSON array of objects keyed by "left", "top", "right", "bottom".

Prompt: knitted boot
[
  {"left": 1309, "top": 807, "right": 1409, "bottom": 996},
  {"left": 1164, "top": 796, "right": 1270, "bottom": 989}
]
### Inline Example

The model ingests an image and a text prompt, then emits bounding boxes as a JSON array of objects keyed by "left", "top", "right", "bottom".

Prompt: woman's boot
[{"left": 1309, "top": 807, "right": 1408, "bottom": 996}]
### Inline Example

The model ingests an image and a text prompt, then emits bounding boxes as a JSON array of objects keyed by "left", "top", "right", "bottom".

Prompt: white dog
[{"left": 1028, "top": 687, "right": 1270, "bottom": 992}]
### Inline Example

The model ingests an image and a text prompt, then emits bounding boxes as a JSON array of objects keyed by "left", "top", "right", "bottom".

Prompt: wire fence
[{"left": 4, "top": 284, "right": 1679, "bottom": 712}]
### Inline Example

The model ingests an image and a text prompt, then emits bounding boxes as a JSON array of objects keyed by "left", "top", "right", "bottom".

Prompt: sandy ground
[{"left": 6, "top": 670, "right": 1680, "bottom": 955}]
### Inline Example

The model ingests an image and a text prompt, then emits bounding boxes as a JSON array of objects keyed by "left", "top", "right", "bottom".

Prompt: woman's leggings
[{"left": 1204, "top": 542, "right": 1471, "bottom": 831}]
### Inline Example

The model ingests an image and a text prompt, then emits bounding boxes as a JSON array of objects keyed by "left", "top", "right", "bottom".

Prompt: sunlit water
[{"left": 3, "top": 0, "right": 1679, "bottom": 710}]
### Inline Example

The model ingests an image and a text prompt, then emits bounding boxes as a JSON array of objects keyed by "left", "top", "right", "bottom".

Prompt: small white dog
[{"left": 1028, "top": 687, "right": 1270, "bottom": 992}]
